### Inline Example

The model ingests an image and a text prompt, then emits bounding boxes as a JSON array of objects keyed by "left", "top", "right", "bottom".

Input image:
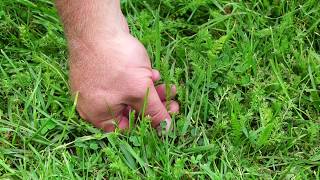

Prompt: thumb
[{"left": 131, "top": 85, "right": 171, "bottom": 130}]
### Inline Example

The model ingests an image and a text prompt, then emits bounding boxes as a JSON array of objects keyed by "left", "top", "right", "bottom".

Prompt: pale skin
[{"left": 55, "top": 0, "right": 179, "bottom": 132}]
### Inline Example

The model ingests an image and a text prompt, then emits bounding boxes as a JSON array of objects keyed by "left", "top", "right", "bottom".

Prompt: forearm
[{"left": 55, "top": 0, "right": 125, "bottom": 41}]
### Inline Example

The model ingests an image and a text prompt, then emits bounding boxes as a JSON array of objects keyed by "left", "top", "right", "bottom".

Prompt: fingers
[
  {"left": 162, "top": 100, "right": 179, "bottom": 114},
  {"left": 156, "top": 84, "right": 177, "bottom": 101},
  {"left": 121, "top": 99, "right": 178, "bottom": 122},
  {"left": 97, "top": 98, "right": 178, "bottom": 133},
  {"left": 130, "top": 85, "right": 171, "bottom": 130},
  {"left": 152, "top": 69, "right": 161, "bottom": 82},
  {"left": 97, "top": 69, "right": 177, "bottom": 132},
  {"left": 152, "top": 69, "right": 177, "bottom": 101},
  {"left": 122, "top": 83, "right": 177, "bottom": 117},
  {"left": 122, "top": 106, "right": 131, "bottom": 117},
  {"left": 95, "top": 115, "right": 129, "bottom": 132}
]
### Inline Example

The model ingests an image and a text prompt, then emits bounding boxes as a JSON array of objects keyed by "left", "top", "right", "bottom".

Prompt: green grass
[{"left": 1, "top": 0, "right": 320, "bottom": 179}]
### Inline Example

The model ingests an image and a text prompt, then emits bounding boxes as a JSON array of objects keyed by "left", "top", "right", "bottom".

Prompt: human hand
[
  {"left": 68, "top": 32, "right": 179, "bottom": 132},
  {"left": 56, "top": 0, "right": 179, "bottom": 132}
]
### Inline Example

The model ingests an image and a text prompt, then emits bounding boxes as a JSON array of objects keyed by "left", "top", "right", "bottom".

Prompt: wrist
[{"left": 56, "top": 0, "right": 127, "bottom": 41}]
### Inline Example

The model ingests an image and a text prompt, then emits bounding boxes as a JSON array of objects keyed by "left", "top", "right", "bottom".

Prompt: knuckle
[
  {"left": 148, "top": 102, "right": 164, "bottom": 117},
  {"left": 76, "top": 90, "right": 107, "bottom": 120},
  {"left": 148, "top": 107, "right": 168, "bottom": 126},
  {"left": 128, "top": 79, "right": 153, "bottom": 100},
  {"left": 150, "top": 108, "right": 164, "bottom": 119},
  {"left": 135, "top": 86, "right": 149, "bottom": 99},
  {"left": 77, "top": 107, "right": 88, "bottom": 120}
]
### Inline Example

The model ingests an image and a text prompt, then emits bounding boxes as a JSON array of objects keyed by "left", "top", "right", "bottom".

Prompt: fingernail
[
  {"left": 171, "top": 85, "right": 176, "bottom": 91},
  {"left": 156, "top": 125, "right": 162, "bottom": 136},
  {"left": 156, "top": 119, "right": 171, "bottom": 135},
  {"left": 165, "top": 118, "right": 171, "bottom": 131}
]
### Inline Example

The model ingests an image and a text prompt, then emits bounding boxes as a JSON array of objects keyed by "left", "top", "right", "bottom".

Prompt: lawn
[{"left": 0, "top": 0, "right": 319, "bottom": 179}]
